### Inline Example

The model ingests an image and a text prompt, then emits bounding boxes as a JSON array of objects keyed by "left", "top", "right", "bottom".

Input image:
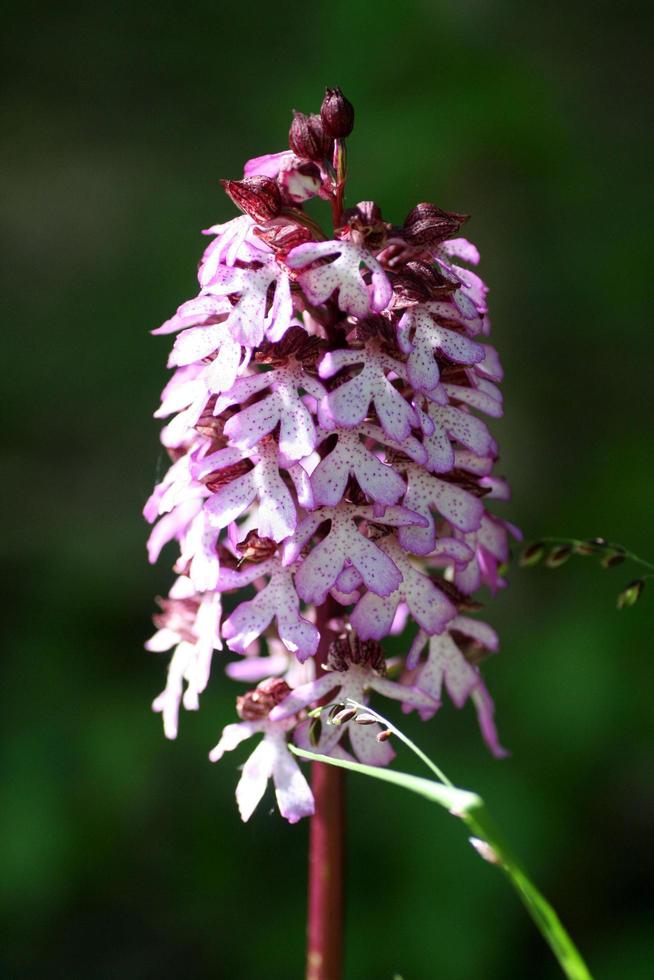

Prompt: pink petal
[
  {"left": 209, "top": 720, "right": 258, "bottom": 762},
  {"left": 204, "top": 471, "right": 256, "bottom": 529},
  {"left": 272, "top": 742, "right": 315, "bottom": 823},
  {"left": 236, "top": 737, "right": 276, "bottom": 822},
  {"left": 349, "top": 722, "right": 395, "bottom": 767}
]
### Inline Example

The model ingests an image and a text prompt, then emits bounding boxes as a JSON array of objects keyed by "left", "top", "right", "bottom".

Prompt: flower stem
[
  {"left": 330, "top": 139, "right": 347, "bottom": 230},
  {"left": 306, "top": 601, "right": 344, "bottom": 980}
]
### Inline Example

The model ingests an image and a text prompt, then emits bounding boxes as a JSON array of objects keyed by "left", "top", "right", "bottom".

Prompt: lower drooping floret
[{"left": 144, "top": 87, "right": 520, "bottom": 822}]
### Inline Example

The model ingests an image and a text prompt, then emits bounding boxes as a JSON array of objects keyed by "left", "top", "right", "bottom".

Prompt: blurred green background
[{"left": 2, "top": 0, "right": 653, "bottom": 977}]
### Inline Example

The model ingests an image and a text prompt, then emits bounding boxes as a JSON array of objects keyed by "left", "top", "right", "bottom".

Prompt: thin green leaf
[
  {"left": 292, "top": 744, "right": 594, "bottom": 980},
  {"left": 291, "top": 746, "right": 480, "bottom": 814}
]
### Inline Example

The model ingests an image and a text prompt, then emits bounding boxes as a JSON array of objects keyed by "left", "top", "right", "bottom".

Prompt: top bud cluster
[{"left": 144, "top": 88, "right": 519, "bottom": 823}]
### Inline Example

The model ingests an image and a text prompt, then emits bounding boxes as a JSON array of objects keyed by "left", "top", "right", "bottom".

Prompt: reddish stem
[
  {"left": 330, "top": 139, "right": 347, "bottom": 231},
  {"left": 306, "top": 601, "right": 344, "bottom": 980}
]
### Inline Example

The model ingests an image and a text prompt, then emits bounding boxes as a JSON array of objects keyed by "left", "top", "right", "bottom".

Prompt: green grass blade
[
  {"left": 292, "top": 745, "right": 594, "bottom": 980},
  {"left": 291, "top": 746, "right": 480, "bottom": 813}
]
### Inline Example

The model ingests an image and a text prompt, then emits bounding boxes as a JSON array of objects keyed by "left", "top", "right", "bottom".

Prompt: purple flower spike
[{"left": 145, "top": 88, "right": 518, "bottom": 814}]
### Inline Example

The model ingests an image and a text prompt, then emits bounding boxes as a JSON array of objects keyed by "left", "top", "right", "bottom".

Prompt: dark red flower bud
[
  {"left": 289, "top": 112, "right": 330, "bottom": 162},
  {"left": 320, "top": 87, "right": 355, "bottom": 138},
  {"left": 237, "top": 678, "right": 292, "bottom": 721},
  {"left": 404, "top": 260, "right": 458, "bottom": 300},
  {"left": 403, "top": 202, "right": 469, "bottom": 245},
  {"left": 220, "top": 175, "right": 281, "bottom": 224}
]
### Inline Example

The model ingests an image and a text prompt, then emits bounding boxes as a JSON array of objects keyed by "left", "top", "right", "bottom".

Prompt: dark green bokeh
[{"left": 2, "top": 1, "right": 653, "bottom": 977}]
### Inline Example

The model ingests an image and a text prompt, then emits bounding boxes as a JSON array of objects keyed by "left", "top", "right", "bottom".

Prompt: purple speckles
[{"left": 287, "top": 240, "right": 392, "bottom": 317}]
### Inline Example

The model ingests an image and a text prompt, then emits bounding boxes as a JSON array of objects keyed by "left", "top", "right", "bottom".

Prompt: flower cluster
[{"left": 145, "top": 87, "right": 519, "bottom": 822}]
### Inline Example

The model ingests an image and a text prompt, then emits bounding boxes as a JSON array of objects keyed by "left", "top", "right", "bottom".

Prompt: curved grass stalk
[{"left": 292, "top": 700, "right": 593, "bottom": 980}]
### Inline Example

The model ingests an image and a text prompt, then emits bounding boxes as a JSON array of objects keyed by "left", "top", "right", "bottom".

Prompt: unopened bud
[
  {"left": 354, "top": 712, "right": 377, "bottom": 725},
  {"left": 237, "top": 678, "right": 292, "bottom": 721},
  {"left": 331, "top": 707, "right": 357, "bottom": 726},
  {"left": 574, "top": 540, "right": 600, "bottom": 556},
  {"left": 617, "top": 579, "right": 644, "bottom": 610},
  {"left": 220, "top": 176, "right": 281, "bottom": 224},
  {"left": 519, "top": 541, "right": 546, "bottom": 567},
  {"left": 289, "top": 112, "right": 330, "bottom": 162},
  {"left": 545, "top": 545, "right": 573, "bottom": 568},
  {"left": 403, "top": 202, "right": 469, "bottom": 246},
  {"left": 376, "top": 729, "right": 393, "bottom": 743},
  {"left": 320, "top": 87, "right": 355, "bottom": 138},
  {"left": 601, "top": 552, "right": 626, "bottom": 568},
  {"left": 327, "top": 702, "right": 345, "bottom": 723}
]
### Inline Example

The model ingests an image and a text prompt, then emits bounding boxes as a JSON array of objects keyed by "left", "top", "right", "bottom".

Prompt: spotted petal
[
  {"left": 351, "top": 535, "right": 456, "bottom": 639},
  {"left": 287, "top": 240, "right": 392, "bottom": 317}
]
